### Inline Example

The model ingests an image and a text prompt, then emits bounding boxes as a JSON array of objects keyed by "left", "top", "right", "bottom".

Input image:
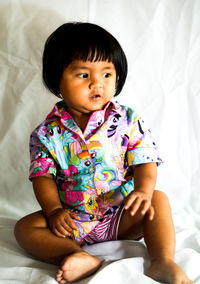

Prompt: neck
[
  {"left": 68, "top": 110, "right": 91, "bottom": 132},
  {"left": 76, "top": 115, "right": 90, "bottom": 132}
]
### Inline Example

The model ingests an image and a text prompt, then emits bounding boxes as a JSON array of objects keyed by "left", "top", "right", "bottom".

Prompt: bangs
[
  {"left": 68, "top": 25, "right": 117, "bottom": 64},
  {"left": 72, "top": 46, "right": 114, "bottom": 63}
]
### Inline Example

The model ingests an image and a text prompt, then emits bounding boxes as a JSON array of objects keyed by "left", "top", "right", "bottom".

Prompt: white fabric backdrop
[{"left": 0, "top": 0, "right": 200, "bottom": 283}]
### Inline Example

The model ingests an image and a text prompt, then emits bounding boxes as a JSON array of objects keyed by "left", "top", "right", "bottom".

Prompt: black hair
[{"left": 42, "top": 22, "right": 128, "bottom": 98}]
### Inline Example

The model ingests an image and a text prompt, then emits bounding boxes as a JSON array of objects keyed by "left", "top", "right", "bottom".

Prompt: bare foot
[
  {"left": 55, "top": 251, "right": 101, "bottom": 283},
  {"left": 146, "top": 258, "right": 193, "bottom": 284}
]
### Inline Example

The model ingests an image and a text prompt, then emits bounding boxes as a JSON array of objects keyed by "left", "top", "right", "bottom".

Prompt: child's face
[{"left": 59, "top": 59, "right": 117, "bottom": 117}]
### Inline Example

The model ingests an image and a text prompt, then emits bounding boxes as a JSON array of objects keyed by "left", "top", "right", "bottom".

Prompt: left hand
[{"left": 124, "top": 191, "right": 154, "bottom": 220}]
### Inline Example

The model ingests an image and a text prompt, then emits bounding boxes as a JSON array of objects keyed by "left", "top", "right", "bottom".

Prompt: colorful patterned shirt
[{"left": 29, "top": 99, "right": 162, "bottom": 241}]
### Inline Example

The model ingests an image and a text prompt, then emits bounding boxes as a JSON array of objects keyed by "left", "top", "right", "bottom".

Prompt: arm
[
  {"left": 124, "top": 162, "right": 157, "bottom": 220},
  {"left": 32, "top": 174, "right": 63, "bottom": 217},
  {"left": 32, "top": 174, "right": 79, "bottom": 238}
]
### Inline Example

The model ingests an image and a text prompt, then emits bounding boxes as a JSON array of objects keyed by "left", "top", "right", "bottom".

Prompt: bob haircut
[{"left": 42, "top": 22, "right": 128, "bottom": 98}]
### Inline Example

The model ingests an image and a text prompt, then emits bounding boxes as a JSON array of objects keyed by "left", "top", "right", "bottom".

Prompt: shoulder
[
  {"left": 113, "top": 101, "right": 141, "bottom": 123},
  {"left": 30, "top": 101, "right": 65, "bottom": 138}
]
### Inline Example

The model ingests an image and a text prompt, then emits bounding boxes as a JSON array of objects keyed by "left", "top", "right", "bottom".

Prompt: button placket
[{"left": 89, "top": 166, "right": 95, "bottom": 174}]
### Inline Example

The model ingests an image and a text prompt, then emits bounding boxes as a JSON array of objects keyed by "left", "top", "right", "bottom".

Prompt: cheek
[
  {"left": 60, "top": 81, "right": 80, "bottom": 97},
  {"left": 108, "top": 80, "right": 117, "bottom": 94},
  {"left": 59, "top": 79, "right": 69, "bottom": 95}
]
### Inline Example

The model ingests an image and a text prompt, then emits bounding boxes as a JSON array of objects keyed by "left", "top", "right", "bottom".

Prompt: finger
[
  {"left": 70, "top": 212, "right": 80, "bottom": 220},
  {"left": 64, "top": 215, "right": 79, "bottom": 231},
  {"left": 141, "top": 200, "right": 151, "bottom": 215},
  {"left": 53, "top": 227, "right": 69, "bottom": 238},
  {"left": 55, "top": 222, "right": 73, "bottom": 237},
  {"left": 62, "top": 220, "right": 78, "bottom": 234},
  {"left": 148, "top": 206, "right": 155, "bottom": 220},
  {"left": 129, "top": 197, "right": 142, "bottom": 216},
  {"left": 60, "top": 221, "right": 75, "bottom": 233},
  {"left": 124, "top": 194, "right": 137, "bottom": 210}
]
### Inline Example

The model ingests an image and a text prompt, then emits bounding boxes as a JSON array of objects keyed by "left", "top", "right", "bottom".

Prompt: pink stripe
[{"left": 84, "top": 206, "right": 124, "bottom": 244}]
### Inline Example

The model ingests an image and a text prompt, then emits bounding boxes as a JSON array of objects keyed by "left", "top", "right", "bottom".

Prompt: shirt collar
[
  {"left": 46, "top": 99, "right": 121, "bottom": 121},
  {"left": 46, "top": 100, "right": 71, "bottom": 120}
]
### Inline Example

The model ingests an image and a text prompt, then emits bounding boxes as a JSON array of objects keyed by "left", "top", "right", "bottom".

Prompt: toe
[
  {"left": 60, "top": 280, "right": 67, "bottom": 284},
  {"left": 56, "top": 269, "right": 63, "bottom": 275},
  {"left": 56, "top": 269, "right": 64, "bottom": 281}
]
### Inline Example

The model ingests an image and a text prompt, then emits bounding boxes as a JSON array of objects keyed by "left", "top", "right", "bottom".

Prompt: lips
[{"left": 90, "top": 94, "right": 102, "bottom": 99}]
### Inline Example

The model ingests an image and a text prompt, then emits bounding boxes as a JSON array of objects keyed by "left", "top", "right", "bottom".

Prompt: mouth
[{"left": 90, "top": 94, "right": 102, "bottom": 100}]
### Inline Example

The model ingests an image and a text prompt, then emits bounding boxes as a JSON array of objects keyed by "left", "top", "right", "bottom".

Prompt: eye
[
  {"left": 97, "top": 119, "right": 102, "bottom": 126},
  {"left": 121, "top": 134, "right": 129, "bottom": 146},
  {"left": 90, "top": 152, "right": 96, "bottom": 159},
  {"left": 103, "top": 73, "right": 111, "bottom": 78},
  {"left": 49, "top": 128, "right": 54, "bottom": 136},
  {"left": 113, "top": 117, "right": 118, "bottom": 123},
  {"left": 38, "top": 152, "right": 42, "bottom": 158},
  {"left": 77, "top": 73, "right": 88, "bottom": 78},
  {"left": 84, "top": 160, "right": 91, "bottom": 167},
  {"left": 57, "top": 126, "right": 61, "bottom": 134}
]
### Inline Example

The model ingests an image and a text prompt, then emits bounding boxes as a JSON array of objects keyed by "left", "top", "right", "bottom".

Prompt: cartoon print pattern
[{"left": 29, "top": 100, "right": 162, "bottom": 242}]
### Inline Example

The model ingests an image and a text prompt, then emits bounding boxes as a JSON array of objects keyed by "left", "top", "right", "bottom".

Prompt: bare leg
[
  {"left": 14, "top": 211, "right": 101, "bottom": 283},
  {"left": 118, "top": 191, "right": 193, "bottom": 284}
]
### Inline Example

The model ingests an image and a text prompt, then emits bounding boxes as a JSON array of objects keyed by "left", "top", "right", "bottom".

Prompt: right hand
[{"left": 47, "top": 208, "right": 80, "bottom": 238}]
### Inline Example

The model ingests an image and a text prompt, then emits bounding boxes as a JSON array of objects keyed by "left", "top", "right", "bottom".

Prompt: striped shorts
[{"left": 84, "top": 205, "right": 124, "bottom": 245}]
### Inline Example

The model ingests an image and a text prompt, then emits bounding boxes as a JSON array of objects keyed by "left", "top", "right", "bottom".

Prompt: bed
[{"left": 1, "top": 0, "right": 200, "bottom": 283}]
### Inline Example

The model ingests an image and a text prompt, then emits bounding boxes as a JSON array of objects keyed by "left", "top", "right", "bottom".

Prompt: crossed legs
[
  {"left": 14, "top": 211, "right": 101, "bottom": 283},
  {"left": 14, "top": 191, "right": 193, "bottom": 284}
]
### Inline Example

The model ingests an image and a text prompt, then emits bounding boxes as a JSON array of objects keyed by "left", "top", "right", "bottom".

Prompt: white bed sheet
[{"left": 0, "top": 0, "right": 200, "bottom": 283}]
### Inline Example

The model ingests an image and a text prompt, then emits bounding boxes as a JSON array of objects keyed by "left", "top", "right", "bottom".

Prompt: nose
[{"left": 89, "top": 77, "right": 103, "bottom": 90}]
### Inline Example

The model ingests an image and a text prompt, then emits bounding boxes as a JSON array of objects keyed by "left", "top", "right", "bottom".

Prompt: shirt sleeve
[
  {"left": 29, "top": 126, "right": 57, "bottom": 180},
  {"left": 126, "top": 118, "right": 163, "bottom": 166}
]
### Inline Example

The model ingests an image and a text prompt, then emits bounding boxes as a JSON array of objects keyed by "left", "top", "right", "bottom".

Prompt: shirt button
[{"left": 89, "top": 167, "right": 95, "bottom": 174}]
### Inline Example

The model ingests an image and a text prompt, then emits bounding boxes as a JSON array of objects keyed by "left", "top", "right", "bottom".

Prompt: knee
[
  {"left": 14, "top": 215, "right": 31, "bottom": 242},
  {"left": 14, "top": 211, "right": 46, "bottom": 242},
  {"left": 152, "top": 190, "right": 168, "bottom": 199},
  {"left": 14, "top": 217, "right": 26, "bottom": 246},
  {"left": 152, "top": 190, "right": 171, "bottom": 209}
]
